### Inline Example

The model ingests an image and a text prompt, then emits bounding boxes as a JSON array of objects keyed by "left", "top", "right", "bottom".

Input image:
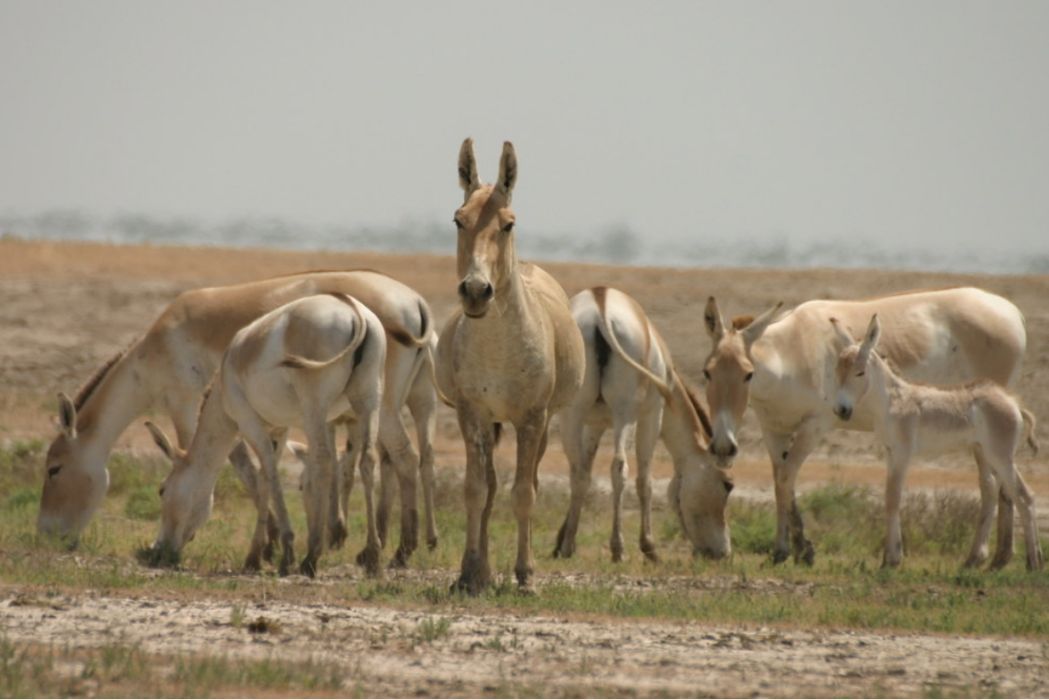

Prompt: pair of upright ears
[
  {"left": 458, "top": 138, "right": 517, "bottom": 203},
  {"left": 703, "top": 297, "right": 784, "bottom": 346}
]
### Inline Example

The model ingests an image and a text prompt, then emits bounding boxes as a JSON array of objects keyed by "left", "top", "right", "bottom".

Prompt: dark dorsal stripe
[{"left": 74, "top": 348, "right": 128, "bottom": 412}]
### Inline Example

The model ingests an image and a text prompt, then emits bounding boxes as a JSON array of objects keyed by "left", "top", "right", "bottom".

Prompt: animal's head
[
  {"left": 676, "top": 457, "right": 735, "bottom": 559},
  {"left": 454, "top": 138, "right": 518, "bottom": 319},
  {"left": 37, "top": 393, "right": 109, "bottom": 543},
  {"left": 139, "top": 421, "right": 212, "bottom": 564},
  {"left": 830, "top": 314, "right": 881, "bottom": 421},
  {"left": 701, "top": 297, "right": 783, "bottom": 465}
]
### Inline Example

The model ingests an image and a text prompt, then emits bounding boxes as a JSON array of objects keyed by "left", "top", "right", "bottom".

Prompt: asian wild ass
[
  {"left": 39, "top": 270, "right": 438, "bottom": 567},
  {"left": 702, "top": 287, "right": 1026, "bottom": 566},
  {"left": 144, "top": 293, "right": 386, "bottom": 576},
  {"left": 552, "top": 287, "right": 733, "bottom": 562},
  {"left": 830, "top": 314, "right": 1041, "bottom": 570},
  {"left": 435, "top": 139, "right": 585, "bottom": 594}
]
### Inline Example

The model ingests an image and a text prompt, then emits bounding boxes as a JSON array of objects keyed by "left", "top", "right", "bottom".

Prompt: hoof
[
  {"left": 427, "top": 536, "right": 439, "bottom": 552},
  {"left": 450, "top": 575, "right": 485, "bottom": 597},
  {"left": 610, "top": 547, "right": 623, "bottom": 564},
  {"left": 356, "top": 545, "right": 381, "bottom": 577},
  {"left": 642, "top": 547, "right": 660, "bottom": 564},
  {"left": 796, "top": 541, "right": 816, "bottom": 567},
  {"left": 388, "top": 548, "right": 410, "bottom": 570},
  {"left": 771, "top": 548, "right": 789, "bottom": 565},
  {"left": 243, "top": 553, "right": 262, "bottom": 573},
  {"left": 329, "top": 520, "right": 348, "bottom": 550},
  {"left": 962, "top": 552, "right": 986, "bottom": 569},
  {"left": 299, "top": 557, "right": 318, "bottom": 578}
]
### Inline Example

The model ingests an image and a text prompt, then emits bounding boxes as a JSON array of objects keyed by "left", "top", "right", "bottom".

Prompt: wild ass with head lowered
[
  {"left": 436, "top": 139, "right": 585, "bottom": 594},
  {"left": 830, "top": 314, "right": 1041, "bottom": 570},
  {"left": 143, "top": 293, "right": 386, "bottom": 576},
  {"left": 553, "top": 287, "right": 733, "bottom": 562},
  {"left": 702, "top": 287, "right": 1026, "bottom": 566},
  {"left": 39, "top": 270, "right": 438, "bottom": 567}
]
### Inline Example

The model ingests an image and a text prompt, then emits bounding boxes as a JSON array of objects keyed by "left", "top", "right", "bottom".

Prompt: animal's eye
[
  {"left": 703, "top": 369, "right": 711, "bottom": 381},
  {"left": 48, "top": 465, "right": 61, "bottom": 478},
  {"left": 502, "top": 221, "right": 514, "bottom": 233},
  {"left": 158, "top": 485, "right": 166, "bottom": 497},
  {"left": 856, "top": 371, "right": 865, "bottom": 377},
  {"left": 453, "top": 217, "right": 464, "bottom": 230},
  {"left": 744, "top": 371, "right": 754, "bottom": 383},
  {"left": 723, "top": 480, "right": 735, "bottom": 494}
]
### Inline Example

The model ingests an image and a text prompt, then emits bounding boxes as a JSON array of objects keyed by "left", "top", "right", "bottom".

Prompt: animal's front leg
[
  {"left": 765, "top": 420, "right": 822, "bottom": 565},
  {"left": 882, "top": 447, "right": 911, "bottom": 568},
  {"left": 242, "top": 427, "right": 294, "bottom": 575},
  {"left": 227, "top": 442, "right": 281, "bottom": 563},
  {"left": 452, "top": 408, "right": 496, "bottom": 595},
  {"left": 513, "top": 410, "right": 548, "bottom": 591}
]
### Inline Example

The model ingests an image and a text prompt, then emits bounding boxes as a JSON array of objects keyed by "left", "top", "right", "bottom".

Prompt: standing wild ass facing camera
[
  {"left": 830, "top": 314, "right": 1041, "bottom": 570},
  {"left": 702, "top": 287, "right": 1026, "bottom": 566},
  {"left": 553, "top": 287, "right": 733, "bottom": 562},
  {"left": 38, "top": 270, "right": 438, "bottom": 568},
  {"left": 436, "top": 138, "right": 585, "bottom": 594},
  {"left": 144, "top": 293, "right": 387, "bottom": 577}
]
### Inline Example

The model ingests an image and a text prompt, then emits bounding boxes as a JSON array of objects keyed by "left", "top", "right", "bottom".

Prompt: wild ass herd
[{"left": 35, "top": 139, "right": 1042, "bottom": 594}]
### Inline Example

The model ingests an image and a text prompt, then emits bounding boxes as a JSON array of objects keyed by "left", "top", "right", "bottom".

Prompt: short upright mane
[{"left": 73, "top": 348, "right": 128, "bottom": 411}]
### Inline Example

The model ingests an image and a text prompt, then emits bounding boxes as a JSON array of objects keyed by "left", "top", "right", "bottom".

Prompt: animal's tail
[
  {"left": 423, "top": 336, "right": 457, "bottom": 408},
  {"left": 1021, "top": 408, "right": 1039, "bottom": 457},
  {"left": 280, "top": 293, "right": 368, "bottom": 370},
  {"left": 388, "top": 299, "right": 434, "bottom": 348},
  {"left": 595, "top": 297, "right": 673, "bottom": 402}
]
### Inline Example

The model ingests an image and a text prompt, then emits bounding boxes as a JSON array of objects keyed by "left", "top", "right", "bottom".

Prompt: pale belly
[{"left": 239, "top": 369, "right": 353, "bottom": 429}]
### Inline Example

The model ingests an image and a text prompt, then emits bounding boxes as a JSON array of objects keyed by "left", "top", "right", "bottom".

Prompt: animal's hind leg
[
  {"left": 553, "top": 407, "right": 589, "bottom": 559},
  {"left": 990, "top": 486, "right": 1015, "bottom": 570},
  {"left": 376, "top": 448, "right": 395, "bottom": 551},
  {"left": 608, "top": 416, "right": 633, "bottom": 563},
  {"left": 326, "top": 424, "right": 348, "bottom": 550},
  {"left": 993, "top": 462, "right": 1041, "bottom": 571},
  {"left": 242, "top": 426, "right": 294, "bottom": 576},
  {"left": 299, "top": 416, "right": 336, "bottom": 578},
  {"left": 964, "top": 447, "right": 997, "bottom": 568},
  {"left": 379, "top": 403, "right": 422, "bottom": 569},
  {"left": 407, "top": 369, "right": 439, "bottom": 551},
  {"left": 353, "top": 413, "right": 383, "bottom": 577},
  {"left": 635, "top": 403, "right": 663, "bottom": 562}
]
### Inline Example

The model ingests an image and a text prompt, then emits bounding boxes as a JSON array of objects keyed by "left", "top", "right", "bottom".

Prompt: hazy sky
[{"left": 2, "top": 1, "right": 1047, "bottom": 253}]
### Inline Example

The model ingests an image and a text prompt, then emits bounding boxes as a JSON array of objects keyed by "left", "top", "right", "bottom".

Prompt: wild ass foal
[
  {"left": 702, "top": 288, "right": 1026, "bottom": 566},
  {"left": 38, "top": 271, "right": 438, "bottom": 567},
  {"left": 830, "top": 314, "right": 1041, "bottom": 570},
  {"left": 553, "top": 287, "right": 733, "bottom": 562},
  {"left": 436, "top": 139, "right": 585, "bottom": 594},
  {"left": 144, "top": 293, "right": 386, "bottom": 576}
]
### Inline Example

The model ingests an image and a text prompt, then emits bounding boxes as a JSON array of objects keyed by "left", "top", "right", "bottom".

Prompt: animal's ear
[
  {"left": 56, "top": 393, "right": 77, "bottom": 440},
  {"left": 458, "top": 137, "right": 479, "bottom": 199},
  {"left": 496, "top": 141, "right": 517, "bottom": 201},
  {"left": 704, "top": 297, "right": 726, "bottom": 341},
  {"left": 741, "top": 301, "right": 784, "bottom": 347},
  {"left": 858, "top": 313, "right": 881, "bottom": 359},
  {"left": 144, "top": 421, "right": 176, "bottom": 461},
  {"left": 828, "top": 316, "right": 855, "bottom": 349}
]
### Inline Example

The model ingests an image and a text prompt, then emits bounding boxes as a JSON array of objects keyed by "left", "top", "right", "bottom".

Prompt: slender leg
[
  {"left": 407, "top": 369, "right": 439, "bottom": 551},
  {"left": 964, "top": 446, "right": 998, "bottom": 568},
  {"left": 242, "top": 427, "right": 295, "bottom": 575},
  {"left": 452, "top": 408, "right": 496, "bottom": 595},
  {"left": 882, "top": 448, "right": 911, "bottom": 568},
  {"left": 326, "top": 424, "right": 348, "bottom": 550},
  {"left": 379, "top": 406, "right": 421, "bottom": 569},
  {"left": 990, "top": 487, "right": 1015, "bottom": 570},
  {"left": 227, "top": 442, "right": 281, "bottom": 563},
  {"left": 353, "top": 412, "right": 383, "bottom": 576},
  {"left": 1014, "top": 473, "right": 1043, "bottom": 571},
  {"left": 765, "top": 421, "right": 822, "bottom": 565},
  {"left": 635, "top": 402, "right": 663, "bottom": 562},
  {"left": 376, "top": 448, "right": 396, "bottom": 550},
  {"left": 608, "top": 417, "right": 632, "bottom": 563},
  {"left": 553, "top": 405, "right": 588, "bottom": 559},
  {"left": 300, "top": 418, "right": 335, "bottom": 577},
  {"left": 513, "top": 410, "right": 548, "bottom": 589}
]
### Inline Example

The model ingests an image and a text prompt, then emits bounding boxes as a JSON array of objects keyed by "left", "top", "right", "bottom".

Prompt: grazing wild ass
[
  {"left": 144, "top": 293, "right": 386, "bottom": 576},
  {"left": 702, "top": 287, "right": 1026, "bottom": 565},
  {"left": 38, "top": 270, "right": 438, "bottom": 566},
  {"left": 553, "top": 287, "right": 733, "bottom": 562},
  {"left": 435, "top": 139, "right": 585, "bottom": 594},
  {"left": 830, "top": 314, "right": 1041, "bottom": 570}
]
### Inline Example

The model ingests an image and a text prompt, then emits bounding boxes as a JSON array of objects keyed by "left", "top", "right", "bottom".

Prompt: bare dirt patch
[{"left": 2, "top": 589, "right": 1046, "bottom": 697}]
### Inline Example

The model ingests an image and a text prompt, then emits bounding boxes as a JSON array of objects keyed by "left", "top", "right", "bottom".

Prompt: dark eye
[
  {"left": 856, "top": 371, "right": 865, "bottom": 377},
  {"left": 453, "top": 217, "right": 464, "bottom": 230},
  {"left": 703, "top": 369, "right": 711, "bottom": 381},
  {"left": 48, "top": 465, "right": 62, "bottom": 478},
  {"left": 723, "top": 480, "right": 734, "bottom": 494},
  {"left": 744, "top": 371, "right": 754, "bottom": 383},
  {"left": 502, "top": 221, "right": 514, "bottom": 233},
  {"left": 158, "top": 485, "right": 166, "bottom": 497}
]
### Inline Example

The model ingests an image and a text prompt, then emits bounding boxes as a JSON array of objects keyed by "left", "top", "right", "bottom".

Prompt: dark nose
[
  {"left": 835, "top": 405, "right": 852, "bottom": 420},
  {"left": 458, "top": 279, "right": 493, "bottom": 301},
  {"left": 713, "top": 440, "right": 737, "bottom": 458}
]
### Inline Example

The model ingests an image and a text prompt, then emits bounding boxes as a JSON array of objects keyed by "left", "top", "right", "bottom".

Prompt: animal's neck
[
  {"left": 660, "top": 378, "right": 707, "bottom": 461},
  {"left": 185, "top": 384, "right": 239, "bottom": 492},
  {"left": 75, "top": 348, "right": 153, "bottom": 459},
  {"left": 867, "top": 354, "right": 906, "bottom": 422},
  {"left": 472, "top": 267, "right": 535, "bottom": 333}
]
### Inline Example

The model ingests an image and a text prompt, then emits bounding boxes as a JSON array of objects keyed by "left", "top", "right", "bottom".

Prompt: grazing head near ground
[
  {"left": 141, "top": 421, "right": 213, "bottom": 562},
  {"left": 829, "top": 315, "right": 881, "bottom": 421},
  {"left": 37, "top": 391, "right": 111, "bottom": 542},
  {"left": 701, "top": 297, "right": 783, "bottom": 465},
  {"left": 454, "top": 138, "right": 518, "bottom": 319}
]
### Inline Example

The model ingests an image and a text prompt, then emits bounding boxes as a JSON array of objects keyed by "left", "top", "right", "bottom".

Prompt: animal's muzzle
[
  {"left": 458, "top": 276, "right": 494, "bottom": 317},
  {"left": 834, "top": 404, "right": 853, "bottom": 420}
]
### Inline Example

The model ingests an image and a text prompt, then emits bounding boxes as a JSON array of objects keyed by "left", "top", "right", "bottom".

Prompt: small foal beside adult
[
  {"left": 831, "top": 314, "right": 1042, "bottom": 570},
  {"left": 144, "top": 293, "right": 387, "bottom": 577}
]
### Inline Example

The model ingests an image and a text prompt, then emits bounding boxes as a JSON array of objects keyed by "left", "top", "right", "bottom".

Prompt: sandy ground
[
  {"left": 3, "top": 238, "right": 1049, "bottom": 696},
  {"left": 2, "top": 583, "right": 1047, "bottom": 698}
]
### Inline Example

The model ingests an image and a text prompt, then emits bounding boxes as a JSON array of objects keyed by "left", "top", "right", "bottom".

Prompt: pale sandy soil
[
  {"left": 3, "top": 583, "right": 1048, "bottom": 698},
  {"left": 3, "top": 238, "right": 1049, "bottom": 697}
]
